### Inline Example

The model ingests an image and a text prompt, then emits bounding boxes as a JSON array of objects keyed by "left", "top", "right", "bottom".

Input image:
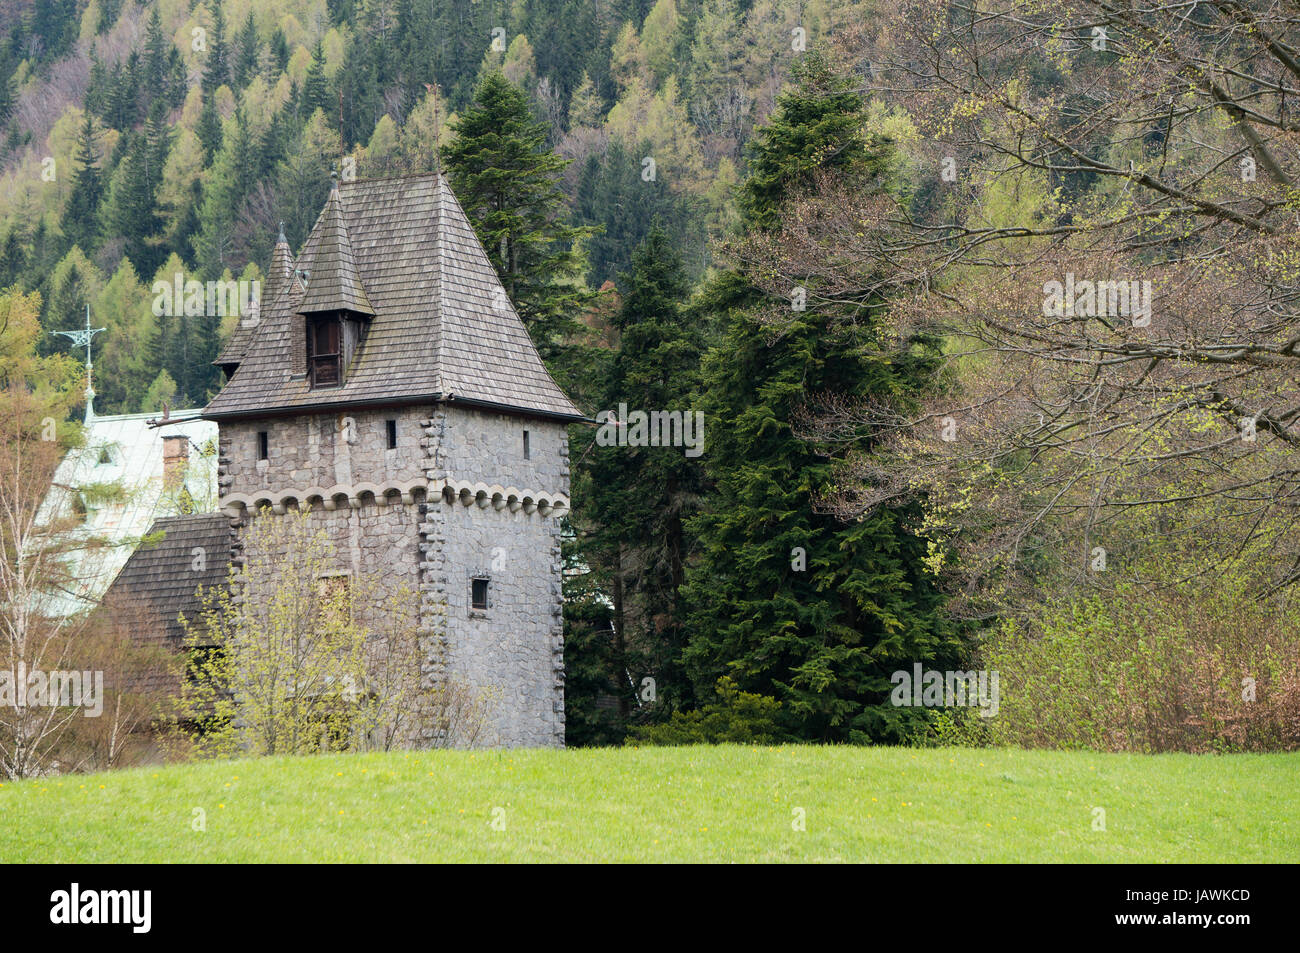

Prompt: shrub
[
  {"left": 628, "top": 677, "right": 789, "bottom": 745},
  {"left": 977, "top": 582, "right": 1300, "bottom": 753}
]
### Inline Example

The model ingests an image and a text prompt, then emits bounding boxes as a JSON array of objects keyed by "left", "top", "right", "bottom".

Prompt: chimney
[{"left": 163, "top": 436, "right": 189, "bottom": 488}]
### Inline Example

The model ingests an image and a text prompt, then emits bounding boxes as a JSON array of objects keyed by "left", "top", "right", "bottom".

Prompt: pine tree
[
  {"left": 440, "top": 72, "right": 597, "bottom": 390},
  {"left": 144, "top": 99, "right": 172, "bottom": 191},
  {"left": 581, "top": 227, "right": 706, "bottom": 719},
  {"left": 197, "top": 94, "right": 223, "bottom": 166},
  {"left": 84, "top": 46, "right": 107, "bottom": 119},
  {"left": 143, "top": 7, "right": 171, "bottom": 104},
  {"left": 104, "top": 122, "right": 168, "bottom": 278},
  {"left": 737, "top": 51, "right": 872, "bottom": 231},
  {"left": 106, "top": 53, "right": 142, "bottom": 130},
  {"left": 303, "top": 41, "right": 332, "bottom": 119},
  {"left": 0, "top": 66, "right": 14, "bottom": 127},
  {"left": 573, "top": 137, "right": 704, "bottom": 287},
  {"left": 680, "top": 53, "right": 963, "bottom": 743},
  {"left": 61, "top": 113, "right": 104, "bottom": 255},
  {"left": 233, "top": 13, "right": 260, "bottom": 90},
  {"left": 201, "top": 0, "right": 230, "bottom": 95},
  {"left": 268, "top": 28, "right": 290, "bottom": 76},
  {"left": 0, "top": 231, "right": 25, "bottom": 287}
]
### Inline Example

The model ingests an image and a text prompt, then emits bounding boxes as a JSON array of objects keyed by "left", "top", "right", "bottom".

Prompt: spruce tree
[
  {"left": 107, "top": 53, "right": 141, "bottom": 130},
  {"left": 583, "top": 227, "right": 707, "bottom": 717},
  {"left": 303, "top": 41, "right": 332, "bottom": 119},
  {"left": 197, "top": 94, "right": 223, "bottom": 166},
  {"left": 143, "top": 7, "right": 171, "bottom": 104},
  {"left": 0, "top": 66, "right": 13, "bottom": 127},
  {"left": 84, "top": 46, "right": 107, "bottom": 119},
  {"left": 201, "top": 0, "right": 230, "bottom": 95},
  {"left": 440, "top": 72, "right": 596, "bottom": 390},
  {"left": 61, "top": 112, "right": 103, "bottom": 254},
  {"left": 680, "top": 53, "right": 963, "bottom": 743},
  {"left": 232, "top": 13, "right": 260, "bottom": 91},
  {"left": 268, "top": 28, "right": 290, "bottom": 76},
  {"left": 0, "top": 231, "right": 25, "bottom": 287},
  {"left": 106, "top": 121, "right": 168, "bottom": 278}
]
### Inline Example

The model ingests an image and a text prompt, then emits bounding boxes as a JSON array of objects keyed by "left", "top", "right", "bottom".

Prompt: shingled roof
[
  {"left": 203, "top": 172, "right": 582, "bottom": 421},
  {"left": 101, "top": 513, "right": 230, "bottom": 650},
  {"left": 296, "top": 181, "right": 375, "bottom": 316},
  {"left": 215, "top": 227, "right": 294, "bottom": 374}
]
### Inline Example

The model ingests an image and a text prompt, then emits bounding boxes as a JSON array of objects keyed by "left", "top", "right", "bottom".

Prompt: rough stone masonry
[{"left": 200, "top": 172, "right": 584, "bottom": 747}]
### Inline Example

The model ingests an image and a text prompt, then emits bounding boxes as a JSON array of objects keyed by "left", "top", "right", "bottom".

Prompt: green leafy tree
[{"left": 176, "top": 508, "right": 490, "bottom": 757}]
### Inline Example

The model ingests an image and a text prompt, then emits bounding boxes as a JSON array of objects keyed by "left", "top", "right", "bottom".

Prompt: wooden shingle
[
  {"left": 203, "top": 173, "right": 582, "bottom": 421},
  {"left": 101, "top": 514, "right": 230, "bottom": 649},
  {"left": 215, "top": 231, "right": 295, "bottom": 373}
]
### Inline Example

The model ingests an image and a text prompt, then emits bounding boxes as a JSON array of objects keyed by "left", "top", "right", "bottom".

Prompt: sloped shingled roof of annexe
[{"left": 203, "top": 172, "right": 583, "bottom": 422}]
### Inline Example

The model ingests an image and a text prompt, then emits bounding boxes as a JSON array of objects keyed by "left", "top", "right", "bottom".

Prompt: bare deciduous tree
[{"left": 744, "top": 4, "right": 1300, "bottom": 610}]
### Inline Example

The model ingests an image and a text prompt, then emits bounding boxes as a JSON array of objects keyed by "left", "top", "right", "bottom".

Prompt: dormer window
[
  {"left": 305, "top": 310, "right": 370, "bottom": 389},
  {"left": 308, "top": 314, "right": 342, "bottom": 388},
  {"left": 294, "top": 184, "right": 375, "bottom": 390}
]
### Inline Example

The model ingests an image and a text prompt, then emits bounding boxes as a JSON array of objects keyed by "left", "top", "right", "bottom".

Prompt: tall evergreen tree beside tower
[
  {"left": 440, "top": 72, "right": 597, "bottom": 395},
  {"left": 680, "top": 53, "right": 963, "bottom": 743},
  {"left": 574, "top": 227, "right": 707, "bottom": 732}
]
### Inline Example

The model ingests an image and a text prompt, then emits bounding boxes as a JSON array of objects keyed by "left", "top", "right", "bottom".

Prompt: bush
[
  {"left": 977, "top": 582, "right": 1300, "bottom": 753},
  {"left": 628, "top": 677, "right": 789, "bottom": 745}
]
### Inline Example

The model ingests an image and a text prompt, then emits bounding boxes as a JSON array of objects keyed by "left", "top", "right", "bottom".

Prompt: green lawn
[{"left": 1, "top": 745, "right": 1295, "bottom": 862}]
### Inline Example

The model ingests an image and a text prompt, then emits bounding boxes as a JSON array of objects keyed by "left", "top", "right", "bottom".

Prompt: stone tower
[{"left": 203, "top": 173, "right": 582, "bottom": 747}]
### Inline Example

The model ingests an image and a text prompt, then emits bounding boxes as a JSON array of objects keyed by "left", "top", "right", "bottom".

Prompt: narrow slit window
[
  {"left": 522, "top": 430, "right": 530, "bottom": 460},
  {"left": 471, "top": 577, "right": 489, "bottom": 611},
  {"left": 386, "top": 419, "right": 397, "bottom": 449},
  {"left": 257, "top": 431, "right": 269, "bottom": 461}
]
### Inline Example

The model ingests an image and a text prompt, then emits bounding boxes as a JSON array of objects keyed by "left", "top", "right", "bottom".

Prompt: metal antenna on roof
[{"left": 51, "top": 303, "right": 105, "bottom": 424}]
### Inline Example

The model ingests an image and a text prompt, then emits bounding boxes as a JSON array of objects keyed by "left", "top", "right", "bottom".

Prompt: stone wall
[
  {"left": 221, "top": 408, "right": 430, "bottom": 496},
  {"left": 217, "top": 401, "right": 569, "bottom": 747}
]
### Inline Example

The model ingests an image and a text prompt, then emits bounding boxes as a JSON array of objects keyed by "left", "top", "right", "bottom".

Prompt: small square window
[
  {"left": 386, "top": 419, "right": 397, "bottom": 449},
  {"left": 257, "top": 431, "right": 269, "bottom": 460},
  {"left": 471, "top": 577, "right": 489, "bottom": 610},
  {"left": 522, "top": 430, "right": 530, "bottom": 460},
  {"left": 317, "top": 574, "right": 352, "bottom": 627}
]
